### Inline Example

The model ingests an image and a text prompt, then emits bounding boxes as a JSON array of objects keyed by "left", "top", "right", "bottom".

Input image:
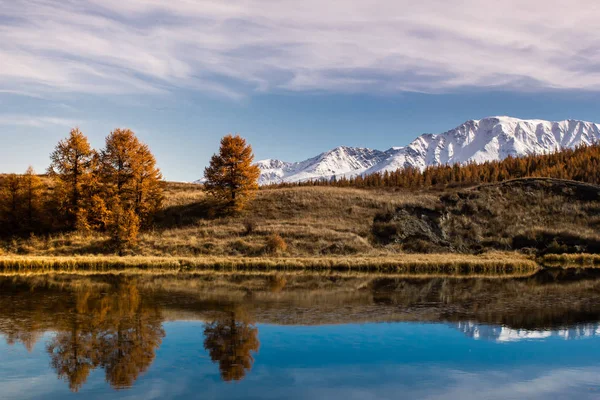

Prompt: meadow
[{"left": 1, "top": 177, "right": 599, "bottom": 272}]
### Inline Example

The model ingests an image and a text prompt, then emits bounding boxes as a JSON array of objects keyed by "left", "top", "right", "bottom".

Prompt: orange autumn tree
[
  {"left": 21, "top": 166, "right": 44, "bottom": 232},
  {"left": 99, "top": 129, "right": 163, "bottom": 250},
  {"left": 0, "top": 167, "right": 45, "bottom": 235},
  {"left": 0, "top": 174, "right": 23, "bottom": 234},
  {"left": 204, "top": 134, "right": 260, "bottom": 212},
  {"left": 47, "top": 128, "right": 95, "bottom": 229}
]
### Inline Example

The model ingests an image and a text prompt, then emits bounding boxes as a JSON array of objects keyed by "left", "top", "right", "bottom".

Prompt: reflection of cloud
[
  {"left": 74, "top": 364, "right": 600, "bottom": 400},
  {"left": 0, "top": 373, "right": 65, "bottom": 400},
  {"left": 2, "top": 1, "right": 600, "bottom": 98},
  {"left": 424, "top": 367, "right": 600, "bottom": 400}
]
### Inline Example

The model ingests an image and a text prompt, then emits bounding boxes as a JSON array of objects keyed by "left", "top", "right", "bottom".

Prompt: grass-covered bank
[
  {"left": 0, "top": 253, "right": 538, "bottom": 275},
  {"left": 541, "top": 253, "right": 600, "bottom": 267}
]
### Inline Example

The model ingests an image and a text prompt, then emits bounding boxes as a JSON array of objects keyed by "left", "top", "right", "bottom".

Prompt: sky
[{"left": 1, "top": 0, "right": 600, "bottom": 181}]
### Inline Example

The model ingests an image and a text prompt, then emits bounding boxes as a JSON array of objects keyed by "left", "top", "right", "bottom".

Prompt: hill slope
[{"left": 373, "top": 178, "right": 600, "bottom": 254}]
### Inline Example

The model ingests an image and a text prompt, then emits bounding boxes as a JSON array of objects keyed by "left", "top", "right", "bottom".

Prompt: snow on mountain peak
[
  {"left": 196, "top": 116, "right": 600, "bottom": 185},
  {"left": 254, "top": 146, "right": 386, "bottom": 185}
]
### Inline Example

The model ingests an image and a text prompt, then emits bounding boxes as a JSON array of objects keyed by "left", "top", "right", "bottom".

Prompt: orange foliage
[
  {"left": 47, "top": 128, "right": 96, "bottom": 228},
  {"left": 204, "top": 134, "right": 260, "bottom": 212},
  {"left": 0, "top": 127, "right": 163, "bottom": 251}
]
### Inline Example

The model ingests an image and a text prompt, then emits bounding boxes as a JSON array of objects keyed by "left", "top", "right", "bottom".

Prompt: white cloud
[
  {"left": 0, "top": 114, "right": 81, "bottom": 128},
  {"left": 1, "top": 0, "right": 600, "bottom": 98}
]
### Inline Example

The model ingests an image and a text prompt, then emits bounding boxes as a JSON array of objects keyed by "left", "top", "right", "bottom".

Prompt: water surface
[{"left": 1, "top": 270, "right": 600, "bottom": 399}]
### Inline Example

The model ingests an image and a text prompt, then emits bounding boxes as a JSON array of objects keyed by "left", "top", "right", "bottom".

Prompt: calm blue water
[{"left": 1, "top": 272, "right": 600, "bottom": 399}]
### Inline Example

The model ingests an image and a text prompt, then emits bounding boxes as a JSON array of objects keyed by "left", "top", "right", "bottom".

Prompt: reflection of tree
[
  {"left": 47, "top": 319, "right": 99, "bottom": 392},
  {"left": 0, "top": 286, "right": 48, "bottom": 353},
  {"left": 46, "top": 281, "right": 165, "bottom": 391},
  {"left": 5, "top": 328, "right": 43, "bottom": 353},
  {"left": 203, "top": 308, "right": 260, "bottom": 382},
  {"left": 98, "top": 285, "right": 165, "bottom": 390}
]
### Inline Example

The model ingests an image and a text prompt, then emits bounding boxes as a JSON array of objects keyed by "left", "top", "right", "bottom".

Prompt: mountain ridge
[{"left": 197, "top": 116, "right": 600, "bottom": 185}]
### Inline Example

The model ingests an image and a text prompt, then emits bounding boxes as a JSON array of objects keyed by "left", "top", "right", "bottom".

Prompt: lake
[{"left": 1, "top": 269, "right": 600, "bottom": 399}]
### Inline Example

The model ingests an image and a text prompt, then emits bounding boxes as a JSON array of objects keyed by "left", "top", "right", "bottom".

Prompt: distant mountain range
[
  {"left": 454, "top": 321, "right": 600, "bottom": 342},
  {"left": 196, "top": 116, "right": 600, "bottom": 185}
]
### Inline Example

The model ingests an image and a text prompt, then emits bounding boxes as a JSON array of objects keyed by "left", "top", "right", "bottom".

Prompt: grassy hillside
[
  {"left": 1, "top": 178, "right": 598, "bottom": 261},
  {"left": 374, "top": 178, "right": 600, "bottom": 255},
  {"left": 1, "top": 182, "right": 436, "bottom": 257}
]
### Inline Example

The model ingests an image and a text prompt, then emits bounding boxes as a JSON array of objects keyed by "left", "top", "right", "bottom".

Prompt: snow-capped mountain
[
  {"left": 454, "top": 321, "right": 600, "bottom": 342},
  {"left": 196, "top": 116, "right": 600, "bottom": 185},
  {"left": 362, "top": 116, "right": 600, "bottom": 177},
  {"left": 256, "top": 146, "right": 387, "bottom": 185}
]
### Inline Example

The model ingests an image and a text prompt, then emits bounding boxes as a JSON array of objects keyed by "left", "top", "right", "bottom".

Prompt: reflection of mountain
[{"left": 454, "top": 321, "right": 600, "bottom": 342}]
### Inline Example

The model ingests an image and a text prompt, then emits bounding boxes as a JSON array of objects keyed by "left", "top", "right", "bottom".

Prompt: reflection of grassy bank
[
  {"left": 542, "top": 253, "right": 600, "bottom": 267},
  {"left": 2, "top": 268, "right": 598, "bottom": 330},
  {"left": 0, "top": 253, "right": 538, "bottom": 274}
]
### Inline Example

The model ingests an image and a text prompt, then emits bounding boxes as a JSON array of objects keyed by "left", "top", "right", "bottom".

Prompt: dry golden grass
[
  {"left": 0, "top": 269, "right": 538, "bottom": 280},
  {"left": 3, "top": 179, "right": 597, "bottom": 263},
  {"left": 0, "top": 252, "right": 538, "bottom": 274},
  {"left": 1, "top": 183, "right": 438, "bottom": 257}
]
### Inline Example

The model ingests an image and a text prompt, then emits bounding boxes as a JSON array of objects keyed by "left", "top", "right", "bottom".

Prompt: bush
[
  {"left": 265, "top": 233, "right": 287, "bottom": 254},
  {"left": 242, "top": 219, "right": 257, "bottom": 236},
  {"left": 320, "top": 241, "right": 362, "bottom": 255}
]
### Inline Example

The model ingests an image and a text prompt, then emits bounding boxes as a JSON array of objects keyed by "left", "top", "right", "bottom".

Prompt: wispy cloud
[
  {"left": 1, "top": 0, "right": 600, "bottom": 98},
  {"left": 0, "top": 114, "right": 81, "bottom": 128}
]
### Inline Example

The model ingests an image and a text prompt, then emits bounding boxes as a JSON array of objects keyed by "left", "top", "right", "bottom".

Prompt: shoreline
[
  {"left": 541, "top": 253, "right": 600, "bottom": 267},
  {"left": 0, "top": 253, "right": 538, "bottom": 274}
]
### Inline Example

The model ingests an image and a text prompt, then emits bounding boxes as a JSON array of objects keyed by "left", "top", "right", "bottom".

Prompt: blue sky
[{"left": 1, "top": 1, "right": 600, "bottom": 181}]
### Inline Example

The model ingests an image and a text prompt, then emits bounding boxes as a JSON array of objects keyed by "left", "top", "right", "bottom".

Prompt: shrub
[
  {"left": 242, "top": 219, "right": 257, "bottom": 236},
  {"left": 265, "top": 233, "right": 287, "bottom": 254},
  {"left": 320, "top": 241, "right": 362, "bottom": 255},
  {"left": 230, "top": 239, "right": 259, "bottom": 256}
]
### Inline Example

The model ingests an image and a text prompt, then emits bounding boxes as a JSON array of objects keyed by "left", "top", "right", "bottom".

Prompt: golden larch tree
[
  {"left": 204, "top": 134, "right": 260, "bottom": 212},
  {"left": 0, "top": 174, "right": 23, "bottom": 234},
  {"left": 132, "top": 142, "right": 163, "bottom": 225},
  {"left": 47, "top": 128, "right": 95, "bottom": 228},
  {"left": 99, "top": 129, "right": 163, "bottom": 250},
  {"left": 21, "top": 166, "right": 44, "bottom": 231},
  {"left": 74, "top": 152, "right": 108, "bottom": 233}
]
